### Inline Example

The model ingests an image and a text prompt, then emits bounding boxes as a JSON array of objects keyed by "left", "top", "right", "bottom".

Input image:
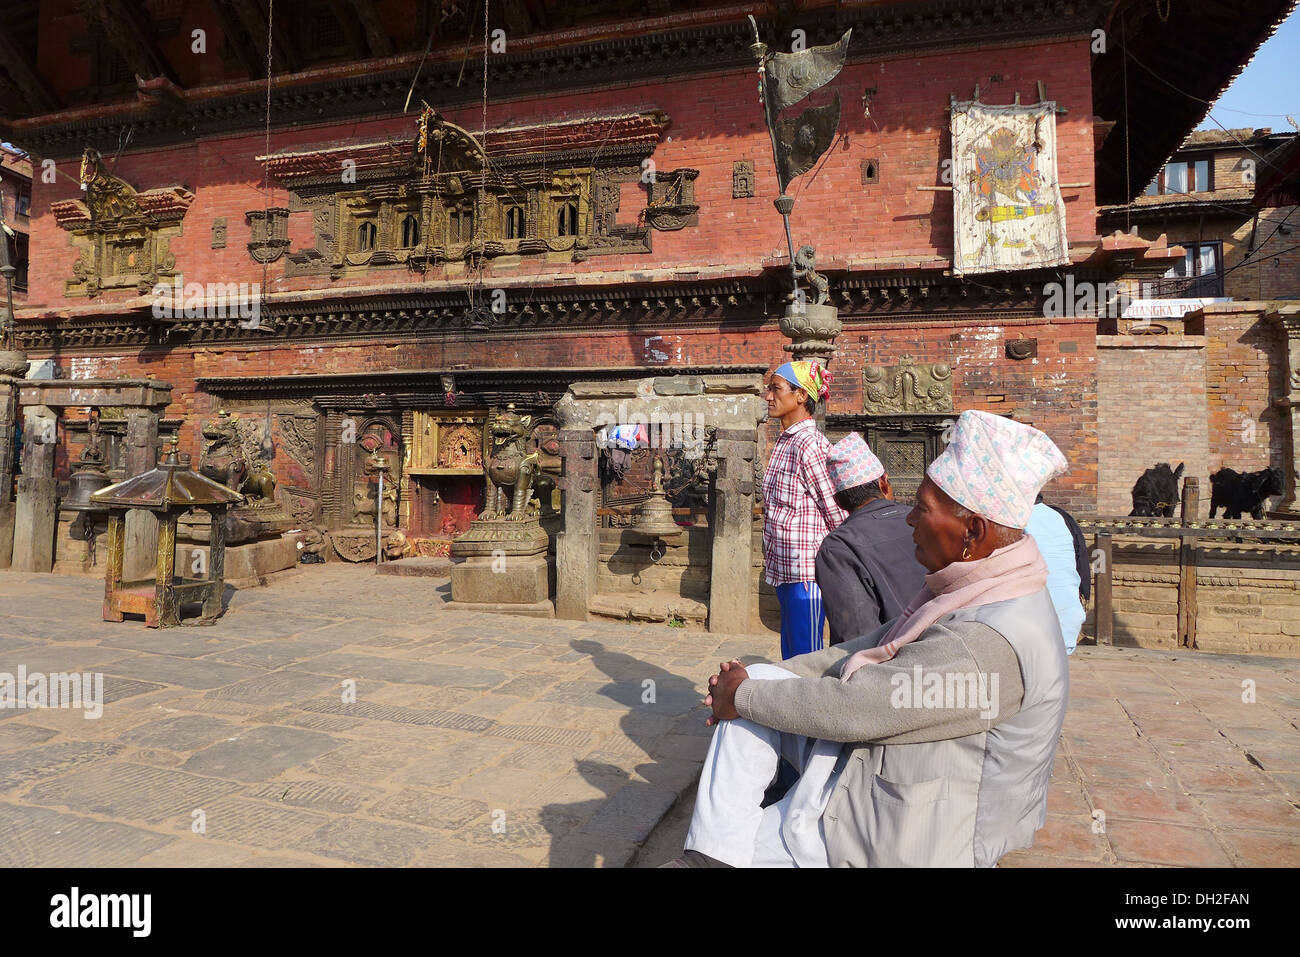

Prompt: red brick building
[{"left": 2, "top": 0, "right": 1296, "bottom": 565}]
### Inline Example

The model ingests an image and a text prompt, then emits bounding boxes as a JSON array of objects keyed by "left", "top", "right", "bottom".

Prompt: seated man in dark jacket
[{"left": 815, "top": 433, "right": 928, "bottom": 644}]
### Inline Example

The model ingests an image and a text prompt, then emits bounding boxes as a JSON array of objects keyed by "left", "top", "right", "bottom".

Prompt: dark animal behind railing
[{"left": 1129, "top": 462, "right": 1184, "bottom": 517}]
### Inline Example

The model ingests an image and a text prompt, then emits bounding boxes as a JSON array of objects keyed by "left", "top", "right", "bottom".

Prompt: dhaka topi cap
[
  {"left": 925, "top": 409, "right": 1068, "bottom": 529},
  {"left": 827, "top": 432, "right": 885, "bottom": 492},
  {"left": 773, "top": 361, "right": 831, "bottom": 402}
]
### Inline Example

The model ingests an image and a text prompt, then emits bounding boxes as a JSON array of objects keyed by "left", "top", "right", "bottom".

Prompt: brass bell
[
  {"left": 64, "top": 464, "right": 111, "bottom": 512},
  {"left": 630, "top": 456, "right": 683, "bottom": 544},
  {"left": 65, "top": 408, "right": 111, "bottom": 513}
]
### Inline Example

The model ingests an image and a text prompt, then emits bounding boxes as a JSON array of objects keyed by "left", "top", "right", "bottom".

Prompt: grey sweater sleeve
[
  {"left": 773, "top": 618, "right": 897, "bottom": 680},
  {"left": 734, "top": 619, "right": 1024, "bottom": 744}
]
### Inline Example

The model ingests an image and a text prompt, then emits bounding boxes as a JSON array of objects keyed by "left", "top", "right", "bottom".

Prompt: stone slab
[
  {"left": 377, "top": 557, "right": 453, "bottom": 578},
  {"left": 0, "top": 802, "right": 173, "bottom": 866},
  {"left": 25, "top": 761, "right": 244, "bottom": 823},
  {"left": 445, "top": 599, "right": 555, "bottom": 619},
  {"left": 181, "top": 725, "right": 342, "bottom": 782},
  {"left": 177, "top": 535, "right": 298, "bottom": 584}
]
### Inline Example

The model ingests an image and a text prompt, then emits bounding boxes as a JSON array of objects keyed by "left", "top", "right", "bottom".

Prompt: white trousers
[{"left": 684, "top": 663, "right": 845, "bottom": 868}]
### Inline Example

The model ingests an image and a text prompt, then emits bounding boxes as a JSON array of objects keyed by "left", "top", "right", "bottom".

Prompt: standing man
[
  {"left": 815, "top": 433, "right": 928, "bottom": 644},
  {"left": 761, "top": 361, "right": 847, "bottom": 659},
  {"left": 1025, "top": 493, "right": 1088, "bottom": 654}
]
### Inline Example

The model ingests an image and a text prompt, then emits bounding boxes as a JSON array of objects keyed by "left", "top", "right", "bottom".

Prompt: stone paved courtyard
[{"left": 0, "top": 564, "right": 1297, "bottom": 867}]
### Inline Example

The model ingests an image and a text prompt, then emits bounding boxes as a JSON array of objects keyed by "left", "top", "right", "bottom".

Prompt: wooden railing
[{"left": 1077, "top": 479, "right": 1300, "bottom": 648}]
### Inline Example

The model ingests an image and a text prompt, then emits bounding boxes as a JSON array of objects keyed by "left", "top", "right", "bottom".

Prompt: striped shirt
[{"left": 761, "top": 418, "right": 848, "bottom": 586}]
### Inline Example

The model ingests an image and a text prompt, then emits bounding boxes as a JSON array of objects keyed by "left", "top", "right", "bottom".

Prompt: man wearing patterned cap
[
  {"left": 669, "top": 409, "right": 1071, "bottom": 868},
  {"left": 760, "top": 360, "right": 847, "bottom": 659},
  {"left": 815, "top": 432, "right": 927, "bottom": 645}
]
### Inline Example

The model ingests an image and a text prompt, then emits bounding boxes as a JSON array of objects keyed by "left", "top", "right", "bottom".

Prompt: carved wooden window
[
  {"left": 401, "top": 214, "right": 421, "bottom": 248},
  {"left": 450, "top": 207, "right": 474, "bottom": 244},
  {"left": 357, "top": 220, "right": 377, "bottom": 251},
  {"left": 505, "top": 206, "right": 525, "bottom": 239},
  {"left": 557, "top": 203, "right": 578, "bottom": 237}
]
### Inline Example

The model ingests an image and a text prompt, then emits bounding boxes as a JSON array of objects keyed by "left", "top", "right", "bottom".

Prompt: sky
[{"left": 1200, "top": 4, "right": 1300, "bottom": 132}]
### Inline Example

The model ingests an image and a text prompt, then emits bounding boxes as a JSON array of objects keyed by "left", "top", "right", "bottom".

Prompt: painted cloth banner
[{"left": 950, "top": 100, "right": 1069, "bottom": 275}]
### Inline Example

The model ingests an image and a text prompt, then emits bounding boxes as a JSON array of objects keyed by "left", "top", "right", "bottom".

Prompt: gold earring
[{"left": 961, "top": 544, "right": 972, "bottom": 561}]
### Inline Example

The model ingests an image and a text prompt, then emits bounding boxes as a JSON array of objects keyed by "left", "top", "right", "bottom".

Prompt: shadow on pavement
[{"left": 539, "top": 638, "right": 708, "bottom": 866}]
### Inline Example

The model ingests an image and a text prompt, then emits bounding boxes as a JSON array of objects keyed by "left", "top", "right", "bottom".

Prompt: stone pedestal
[
  {"left": 450, "top": 553, "right": 553, "bottom": 616},
  {"left": 176, "top": 533, "right": 299, "bottom": 586},
  {"left": 449, "top": 513, "right": 552, "bottom": 615},
  {"left": 53, "top": 510, "right": 110, "bottom": 575}
]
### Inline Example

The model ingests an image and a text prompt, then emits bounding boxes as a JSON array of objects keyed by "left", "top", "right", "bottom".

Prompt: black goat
[
  {"left": 1130, "top": 463, "right": 1184, "bottom": 517},
  {"left": 1209, "top": 466, "right": 1285, "bottom": 519}
]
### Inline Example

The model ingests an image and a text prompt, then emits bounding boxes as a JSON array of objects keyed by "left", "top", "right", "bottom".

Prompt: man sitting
[
  {"left": 671, "top": 410, "right": 1070, "bottom": 868},
  {"left": 815, "top": 432, "right": 927, "bottom": 645}
]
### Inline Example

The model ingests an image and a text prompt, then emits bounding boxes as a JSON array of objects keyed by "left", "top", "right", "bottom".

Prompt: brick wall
[
  {"left": 1083, "top": 546, "right": 1300, "bottom": 657},
  {"left": 49, "top": 314, "right": 1101, "bottom": 509},
  {"left": 1202, "top": 303, "right": 1286, "bottom": 477},
  {"left": 22, "top": 37, "right": 1097, "bottom": 309},
  {"left": 1096, "top": 335, "right": 1210, "bottom": 517}
]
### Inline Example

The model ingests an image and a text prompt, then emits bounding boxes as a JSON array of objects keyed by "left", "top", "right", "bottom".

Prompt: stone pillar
[
  {"left": 0, "top": 378, "right": 18, "bottom": 568},
  {"left": 123, "top": 407, "right": 162, "bottom": 581},
  {"left": 710, "top": 430, "right": 758, "bottom": 633},
  {"left": 12, "top": 405, "right": 57, "bottom": 572},
  {"left": 778, "top": 302, "right": 841, "bottom": 432},
  {"left": 1266, "top": 305, "right": 1300, "bottom": 514},
  {"left": 555, "top": 427, "right": 598, "bottom": 621}
]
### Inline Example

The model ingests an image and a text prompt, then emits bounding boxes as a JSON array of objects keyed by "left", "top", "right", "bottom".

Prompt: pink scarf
[{"left": 840, "top": 534, "right": 1047, "bottom": 682}]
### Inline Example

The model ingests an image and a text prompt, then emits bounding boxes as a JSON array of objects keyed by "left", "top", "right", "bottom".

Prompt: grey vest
[{"left": 823, "top": 588, "right": 1069, "bottom": 867}]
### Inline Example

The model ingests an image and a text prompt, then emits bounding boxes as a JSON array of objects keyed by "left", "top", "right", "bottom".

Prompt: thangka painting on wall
[{"left": 950, "top": 100, "right": 1069, "bottom": 275}]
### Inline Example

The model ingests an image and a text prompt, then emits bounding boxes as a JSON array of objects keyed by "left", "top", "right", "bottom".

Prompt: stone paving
[{"left": 0, "top": 564, "right": 1296, "bottom": 867}]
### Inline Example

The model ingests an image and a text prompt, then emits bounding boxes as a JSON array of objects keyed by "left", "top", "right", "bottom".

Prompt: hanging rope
[
  {"left": 474, "top": 0, "right": 490, "bottom": 307},
  {"left": 1122, "top": 11, "right": 1132, "bottom": 229},
  {"left": 260, "top": 0, "right": 275, "bottom": 441}
]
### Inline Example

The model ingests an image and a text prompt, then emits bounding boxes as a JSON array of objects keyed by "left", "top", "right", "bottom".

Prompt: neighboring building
[
  {"left": 1101, "top": 128, "right": 1300, "bottom": 302},
  {"left": 0, "top": 144, "right": 31, "bottom": 303},
  {"left": 0, "top": 0, "right": 1297, "bottom": 623}
]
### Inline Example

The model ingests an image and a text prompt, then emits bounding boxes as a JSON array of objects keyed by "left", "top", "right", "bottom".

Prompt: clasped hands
[{"left": 702, "top": 658, "right": 749, "bottom": 726}]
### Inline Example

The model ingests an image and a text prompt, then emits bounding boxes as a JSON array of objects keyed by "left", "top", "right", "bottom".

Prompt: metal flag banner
[
  {"left": 950, "top": 100, "right": 1069, "bottom": 275},
  {"left": 765, "top": 29, "right": 852, "bottom": 113}
]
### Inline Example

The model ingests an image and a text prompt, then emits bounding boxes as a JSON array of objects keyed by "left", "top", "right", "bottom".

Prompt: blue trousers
[{"left": 775, "top": 581, "right": 826, "bottom": 660}]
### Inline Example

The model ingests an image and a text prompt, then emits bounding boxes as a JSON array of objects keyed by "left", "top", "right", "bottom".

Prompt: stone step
[
  {"left": 588, "top": 590, "right": 709, "bottom": 626},
  {"left": 377, "top": 556, "right": 453, "bottom": 578}
]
